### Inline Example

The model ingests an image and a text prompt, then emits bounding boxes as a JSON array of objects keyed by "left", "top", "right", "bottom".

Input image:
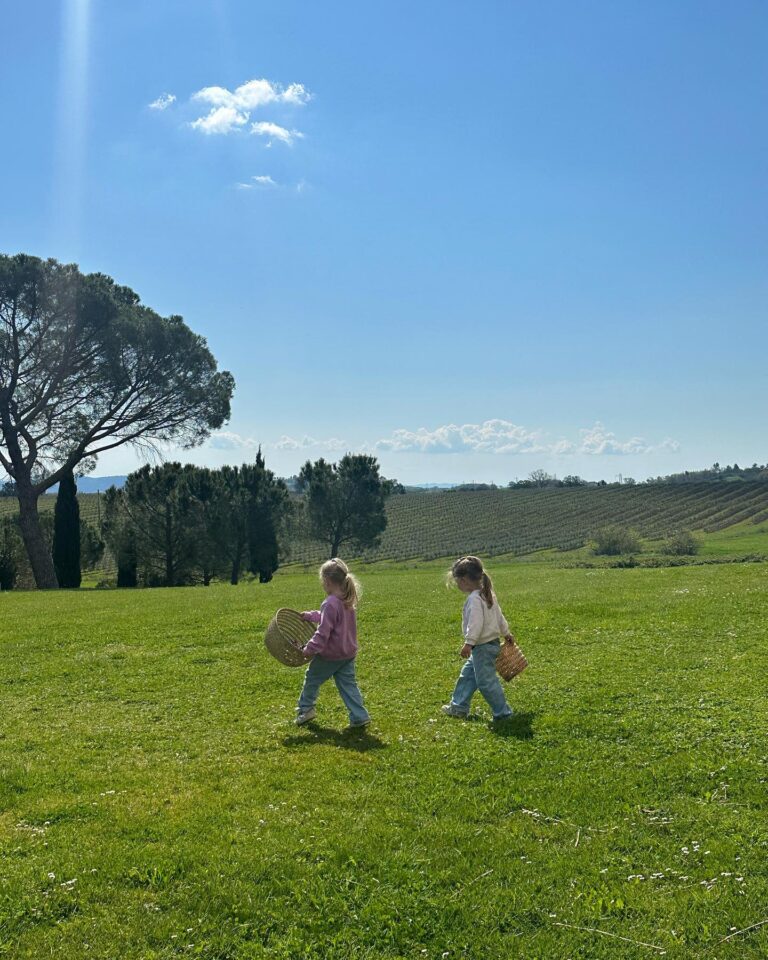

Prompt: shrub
[
  {"left": 660, "top": 530, "right": 701, "bottom": 556},
  {"left": 591, "top": 525, "right": 642, "bottom": 556}
]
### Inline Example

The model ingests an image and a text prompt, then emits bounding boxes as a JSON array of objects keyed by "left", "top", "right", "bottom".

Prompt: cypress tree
[
  {"left": 116, "top": 535, "right": 138, "bottom": 588},
  {"left": 248, "top": 501, "right": 279, "bottom": 583},
  {"left": 52, "top": 469, "right": 81, "bottom": 588},
  {"left": 0, "top": 516, "right": 19, "bottom": 590}
]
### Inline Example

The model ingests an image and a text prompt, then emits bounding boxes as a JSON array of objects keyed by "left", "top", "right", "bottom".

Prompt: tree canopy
[
  {"left": 0, "top": 254, "right": 234, "bottom": 587},
  {"left": 101, "top": 458, "right": 290, "bottom": 588},
  {"left": 297, "top": 454, "right": 392, "bottom": 558}
]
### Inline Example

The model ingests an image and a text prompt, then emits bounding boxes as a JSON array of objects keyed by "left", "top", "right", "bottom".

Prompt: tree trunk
[
  {"left": 165, "top": 503, "right": 174, "bottom": 587},
  {"left": 230, "top": 549, "right": 241, "bottom": 586},
  {"left": 17, "top": 485, "right": 58, "bottom": 589}
]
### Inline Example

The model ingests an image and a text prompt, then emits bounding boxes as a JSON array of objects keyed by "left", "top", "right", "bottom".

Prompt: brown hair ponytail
[
  {"left": 480, "top": 571, "right": 494, "bottom": 609},
  {"left": 450, "top": 555, "right": 495, "bottom": 609}
]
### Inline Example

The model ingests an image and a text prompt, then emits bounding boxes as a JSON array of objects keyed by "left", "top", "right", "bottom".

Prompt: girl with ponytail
[
  {"left": 295, "top": 558, "right": 371, "bottom": 729},
  {"left": 442, "top": 556, "right": 514, "bottom": 721}
]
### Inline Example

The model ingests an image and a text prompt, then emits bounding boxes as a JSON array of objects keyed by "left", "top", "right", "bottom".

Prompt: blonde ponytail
[{"left": 320, "top": 557, "right": 361, "bottom": 609}]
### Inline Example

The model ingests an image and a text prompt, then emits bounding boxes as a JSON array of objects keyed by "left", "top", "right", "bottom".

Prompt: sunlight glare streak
[{"left": 53, "top": 0, "right": 91, "bottom": 258}]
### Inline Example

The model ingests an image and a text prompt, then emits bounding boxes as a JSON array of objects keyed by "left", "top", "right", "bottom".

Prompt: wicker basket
[
  {"left": 496, "top": 635, "right": 528, "bottom": 681},
  {"left": 264, "top": 608, "right": 315, "bottom": 667}
]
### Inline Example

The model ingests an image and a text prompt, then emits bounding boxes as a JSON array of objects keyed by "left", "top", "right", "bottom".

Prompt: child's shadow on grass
[
  {"left": 282, "top": 723, "right": 387, "bottom": 753},
  {"left": 484, "top": 710, "right": 535, "bottom": 740}
]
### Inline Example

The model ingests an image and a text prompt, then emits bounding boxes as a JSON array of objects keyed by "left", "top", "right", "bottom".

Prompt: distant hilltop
[
  {"left": 75, "top": 476, "right": 127, "bottom": 492},
  {"left": 23, "top": 476, "right": 457, "bottom": 495},
  {"left": 6, "top": 476, "right": 128, "bottom": 495},
  {"left": 44, "top": 476, "right": 127, "bottom": 493}
]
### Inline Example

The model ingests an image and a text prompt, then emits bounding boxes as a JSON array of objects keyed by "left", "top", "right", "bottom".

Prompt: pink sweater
[{"left": 301, "top": 595, "right": 359, "bottom": 660}]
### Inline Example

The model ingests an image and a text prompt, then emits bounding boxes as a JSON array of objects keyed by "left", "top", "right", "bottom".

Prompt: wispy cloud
[
  {"left": 210, "top": 431, "right": 346, "bottom": 453},
  {"left": 235, "top": 175, "right": 310, "bottom": 194},
  {"left": 274, "top": 435, "right": 347, "bottom": 452},
  {"left": 251, "top": 121, "right": 303, "bottom": 146},
  {"left": 374, "top": 420, "right": 680, "bottom": 456},
  {"left": 208, "top": 431, "right": 261, "bottom": 451},
  {"left": 236, "top": 175, "right": 278, "bottom": 190},
  {"left": 148, "top": 92, "right": 176, "bottom": 111},
  {"left": 187, "top": 77, "right": 311, "bottom": 140}
]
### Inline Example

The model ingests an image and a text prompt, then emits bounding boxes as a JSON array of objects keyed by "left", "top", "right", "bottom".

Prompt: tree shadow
[
  {"left": 282, "top": 723, "right": 388, "bottom": 753},
  {"left": 488, "top": 711, "right": 535, "bottom": 740}
]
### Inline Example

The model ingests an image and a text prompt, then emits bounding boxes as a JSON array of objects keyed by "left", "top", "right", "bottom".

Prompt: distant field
[
  {"left": 3, "top": 483, "right": 768, "bottom": 575},
  {"left": 329, "top": 482, "right": 768, "bottom": 563},
  {"left": 0, "top": 493, "right": 106, "bottom": 527},
  {"left": 1, "top": 562, "right": 767, "bottom": 958},
  {"left": 295, "top": 482, "right": 768, "bottom": 563}
]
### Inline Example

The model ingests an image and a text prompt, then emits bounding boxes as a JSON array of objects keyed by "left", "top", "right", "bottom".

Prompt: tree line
[
  {"left": 507, "top": 464, "right": 768, "bottom": 489},
  {"left": 0, "top": 451, "right": 396, "bottom": 591}
]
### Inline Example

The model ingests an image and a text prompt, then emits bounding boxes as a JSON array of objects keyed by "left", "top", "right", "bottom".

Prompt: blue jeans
[
  {"left": 450, "top": 640, "right": 513, "bottom": 720},
  {"left": 298, "top": 656, "right": 370, "bottom": 725}
]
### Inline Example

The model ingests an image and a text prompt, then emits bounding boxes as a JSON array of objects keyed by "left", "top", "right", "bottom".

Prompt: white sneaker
[
  {"left": 294, "top": 708, "right": 316, "bottom": 726},
  {"left": 441, "top": 704, "right": 468, "bottom": 719}
]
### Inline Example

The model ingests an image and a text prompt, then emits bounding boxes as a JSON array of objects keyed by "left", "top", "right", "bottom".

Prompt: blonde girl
[
  {"left": 295, "top": 558, "right": 371, "bottom": 728},
  {"left": 442, "top": 556, "right": 514, "bottom": 721}
]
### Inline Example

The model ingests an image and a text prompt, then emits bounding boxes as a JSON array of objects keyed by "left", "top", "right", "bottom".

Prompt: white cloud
[
  {"left": 251, "top": 121, "right": 303, "bottom": 146},
  {"left": 208, "top": 431, "right": 261, "bottom": 451},
  {"left": 212, "top": 422, "right": 679, "bottom": 461},
  {"left": 576, "top": 422, "right": 665, "bottom": 456},
  {"left": 193, "top": 79, "right": 311, "bottom": 111},
  {"left": 275, "top": 435, "right": 347, "bottom": 452},
  {"left": 375, "top": 420, "right": 547, "bottom": 455},
  {"left": 188, "top": 78, "right": 310, "bottom": 139},
  {"left": 375, "top": 419, "right": 680, "bottom": 457},
  {"left": 149, "top": 93, "right": 176, "bottom": 111},
  {"left": 190, "top": 106, "right": 249, "bottom": 135},
  {"left": 211, "top": 432, "right": 346, "bottom": 453}
]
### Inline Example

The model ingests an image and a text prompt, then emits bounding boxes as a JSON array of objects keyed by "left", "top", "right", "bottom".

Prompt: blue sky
[{"left": 2, "top": 0, "right": 766, "bottom": 483}]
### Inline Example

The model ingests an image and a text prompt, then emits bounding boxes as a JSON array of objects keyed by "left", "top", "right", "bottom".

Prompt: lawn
[{"left": 1, "top": 562, "right": 767, "bottom": 959}]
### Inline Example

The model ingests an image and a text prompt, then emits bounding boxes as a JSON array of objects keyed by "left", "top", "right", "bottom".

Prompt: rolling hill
[{"left": 2, "top": 481, "right": 768, "bottom": 576}]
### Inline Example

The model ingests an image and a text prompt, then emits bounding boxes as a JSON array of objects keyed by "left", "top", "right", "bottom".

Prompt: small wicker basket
[
  {"left": 496, "top": 635, "right": 528, "bottom": 682},
  {"left": 264, "top": 608, "right": 315, "bottom": 667}
]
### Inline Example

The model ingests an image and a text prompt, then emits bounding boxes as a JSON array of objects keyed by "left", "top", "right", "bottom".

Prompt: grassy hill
[
  {"left": 3, "top": 482, "right": 768, "bottom": 576},
  {"left": 1, "top": 562, "right": 767, "bottom": 957}
]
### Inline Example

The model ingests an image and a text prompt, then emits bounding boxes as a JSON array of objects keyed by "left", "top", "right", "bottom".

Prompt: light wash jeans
[
  {"left": 298, "top": 656, "right": 370, "bottom": 725},
  {"left": 450, "top": 639, "right": 513, "bottom": 720}
]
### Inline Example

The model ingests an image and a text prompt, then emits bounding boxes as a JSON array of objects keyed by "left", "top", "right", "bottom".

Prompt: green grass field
[
  {"left": 697, "top": 521, "right": 768, "bottom": 557},
  {"left": 2, "top": 562, "right": 767, "bottom": 958}
]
